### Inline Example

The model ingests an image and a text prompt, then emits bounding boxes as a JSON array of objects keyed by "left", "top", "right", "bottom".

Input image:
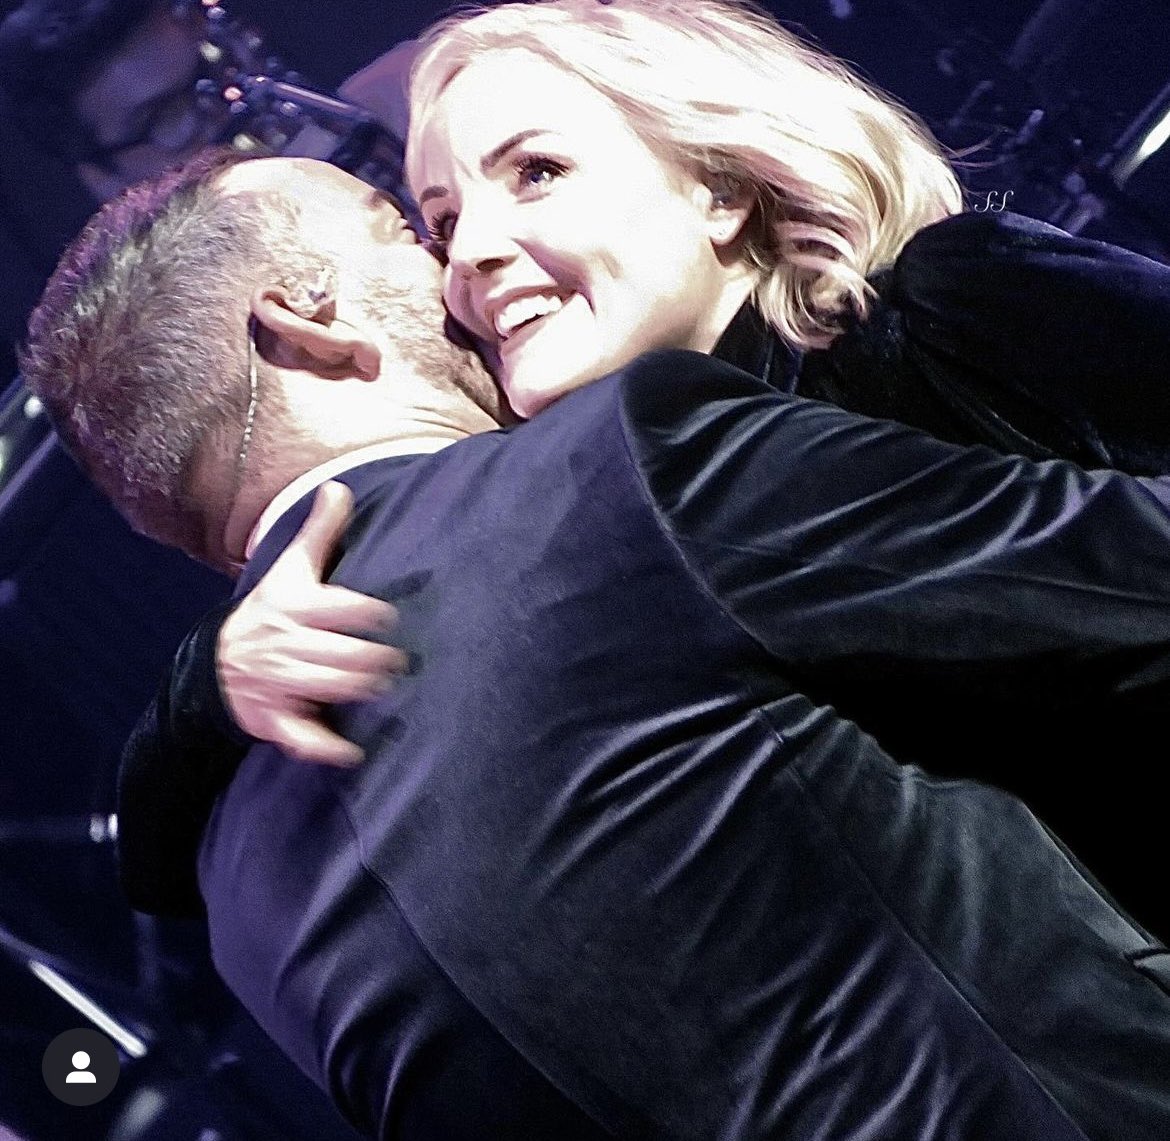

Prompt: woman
[
  {"left": 407, "top": 0, "right": 961, "bottom": 417},
  {"left": 126, "top": 0, "right": 1170, "bottom": 923},
  {"left": 216, "top": 0, "right": 1170, "bottom": 757},
  {"left": 404, "top": 0, "right": 1169, "bottom": 466}
]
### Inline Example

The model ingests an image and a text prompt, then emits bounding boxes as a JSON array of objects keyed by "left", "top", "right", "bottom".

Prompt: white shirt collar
[{"left": 245, "top": 438, "right": 452, "bottom": 559}]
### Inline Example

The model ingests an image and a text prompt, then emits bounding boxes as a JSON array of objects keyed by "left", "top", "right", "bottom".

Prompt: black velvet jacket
[
  {"left": 196, "top": 358, "right": 1170, "bottom": 1139},
  {"left": 118, "top": 208, "right": 1170, "bottom": 925},
  {"left": 721, "top": 208, "right": 1170, "bottom": 473}
]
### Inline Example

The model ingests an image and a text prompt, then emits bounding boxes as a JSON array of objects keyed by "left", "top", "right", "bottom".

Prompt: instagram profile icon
[{"left": 42, "top": 1028, "right": 121, "bottom": 1106}]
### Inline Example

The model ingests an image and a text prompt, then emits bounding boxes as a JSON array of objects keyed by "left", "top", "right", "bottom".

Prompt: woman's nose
[{"left": 446, "top": 197, "right": 519, "bottom": 279}]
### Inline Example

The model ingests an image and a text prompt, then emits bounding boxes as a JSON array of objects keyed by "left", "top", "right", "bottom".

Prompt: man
[{"left": 22, "top": 150, "right": 1170, "bottom": 1139}]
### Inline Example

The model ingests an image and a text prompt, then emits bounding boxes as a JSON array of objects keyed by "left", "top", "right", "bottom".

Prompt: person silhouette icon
[
  {"left": 65, "top": 1050, "right": 97, "bottom": 1083},
  {"left": 43, "top": 1027, "right": 120, "bottom": 1105}
]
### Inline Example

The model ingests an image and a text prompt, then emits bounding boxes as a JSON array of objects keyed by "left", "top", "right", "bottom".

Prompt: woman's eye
[
  {"left": 426, "top": 211, "right": 456, "bottom": 245},
  {"left": 514, "top": 155, "right": 567, "bottom": 191}
]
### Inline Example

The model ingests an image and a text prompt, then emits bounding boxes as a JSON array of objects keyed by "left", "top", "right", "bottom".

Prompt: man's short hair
[{"left": 21, "top": 146, "right": 315, "bottom": 566}]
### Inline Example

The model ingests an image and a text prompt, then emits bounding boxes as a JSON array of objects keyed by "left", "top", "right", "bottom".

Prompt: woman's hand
[{"left": 217, "top": 481, "right": 407, "bottom": 766}]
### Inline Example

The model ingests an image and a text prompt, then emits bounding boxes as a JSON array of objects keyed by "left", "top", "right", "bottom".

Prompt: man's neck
[{"left": 245, "top": 437, "right": 454, "bottom": 559}]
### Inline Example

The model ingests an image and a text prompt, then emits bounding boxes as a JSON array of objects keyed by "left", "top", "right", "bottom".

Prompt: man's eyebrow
[{"left": 417, "top": 128, "right": 550, "bottom": 207}]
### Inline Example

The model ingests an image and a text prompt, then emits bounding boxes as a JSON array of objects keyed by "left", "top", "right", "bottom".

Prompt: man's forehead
[{"left": 215, "top": 157, "right": 414, "bottom": 240}]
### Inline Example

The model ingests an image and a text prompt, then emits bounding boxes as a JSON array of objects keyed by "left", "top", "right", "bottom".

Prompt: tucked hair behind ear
[{"left": 408, "top": 0, "right": 964, "bottom": 349}]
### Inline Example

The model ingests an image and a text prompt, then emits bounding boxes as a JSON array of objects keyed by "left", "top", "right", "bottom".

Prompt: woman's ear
[
  {"left": 249, "top": 283, "right": 382, "bottom": 379},
  {"left": 700, "top": 175, "right": 754, "bottom": 249}
]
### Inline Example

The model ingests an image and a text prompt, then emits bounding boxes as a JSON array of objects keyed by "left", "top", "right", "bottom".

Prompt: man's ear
[
  {"left": 698, "top": 175, "right": 755, "bottom": 250},
  {"left": 249, "top": 285, "right": 382, "bottom": 379}
]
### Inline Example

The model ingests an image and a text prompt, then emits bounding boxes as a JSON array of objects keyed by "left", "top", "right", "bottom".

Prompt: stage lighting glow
[
  {"left": 28, "top": 961, "right": 148, "bottom": 1059},
  {"left": 1137, "top": 106, "right": 1170, "bottom": 161},
  {"left": 89, "top": 813, "right": 118, "bottom": 843}
]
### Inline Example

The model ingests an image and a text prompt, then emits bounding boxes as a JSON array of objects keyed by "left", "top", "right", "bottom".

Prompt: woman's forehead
[{"left": 409, "top": 51, "right": 635, "bottom": 181}]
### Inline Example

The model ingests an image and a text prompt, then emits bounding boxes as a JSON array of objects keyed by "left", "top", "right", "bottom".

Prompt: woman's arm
[
  {"left": 898, "top": 210, "right": 1170, "bottom": 473},
  {"left": 804, "top": 210, "right": 1170, "bottom": 474},
  {"left": 117, "top": 483, "right": 404, "bottom": 915},
  {"left": 216, "top": 483, "right": 405, "bottom": 765},
  {"left": 117, "top": 599, "right": 250, "bottom": 917}
]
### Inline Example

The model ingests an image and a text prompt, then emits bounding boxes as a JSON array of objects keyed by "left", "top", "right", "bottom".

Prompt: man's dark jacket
[{"left": 154, "top": 353, "right": 1170, "bottom": 1139}]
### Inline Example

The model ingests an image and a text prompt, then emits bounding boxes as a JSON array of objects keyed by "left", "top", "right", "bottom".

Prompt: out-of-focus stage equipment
[
  {"left": 892, "top": 0, "right": 1170, "bottom": 256},
  {"left": 2, "top": 916, "right": 362, "bottom": 1140},
  {"left": 0, "top": 386, "right": 50, "bottom": 504},
  {"left": 0, "top": 0, "right": 413, "bottom": 207},
  {"left": 194, "top": 0, "right": 414, "bottom": 218}
]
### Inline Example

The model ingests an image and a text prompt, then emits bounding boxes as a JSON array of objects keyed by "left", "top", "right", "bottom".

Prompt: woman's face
[{"left": 409, "top": 50, "right": 747, "bottom": 418}]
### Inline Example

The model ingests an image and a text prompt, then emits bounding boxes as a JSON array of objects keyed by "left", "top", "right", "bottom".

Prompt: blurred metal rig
[{"left": 194, "top": 0, "right": 412, "bottom": 211}]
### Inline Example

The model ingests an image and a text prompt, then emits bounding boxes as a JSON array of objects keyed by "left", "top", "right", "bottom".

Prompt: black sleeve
[
  {"left": 802, "top": 210, "right": 1170, "bottom": 474},
  {"left": 117, "top": 599, "right": 254, "bottom": 917},
  {"left": 891, "top": 211, "right": 1170, "bottom": 473},
  {"left": 627, "top": 350, "right": 1170, "bottom": 696}
]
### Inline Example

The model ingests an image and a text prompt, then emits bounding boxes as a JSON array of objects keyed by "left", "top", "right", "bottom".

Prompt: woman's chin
[
  {"left": 500, "top": 356, "right": 593, "bottom": 419},
  {"left": 502, "top": 380, "right": 563, "bottom": 420}
]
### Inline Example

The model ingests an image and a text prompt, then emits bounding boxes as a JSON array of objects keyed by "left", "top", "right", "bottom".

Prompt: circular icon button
[{"left": 42, "top": 1028, "right": 121, "bottom": 1106}]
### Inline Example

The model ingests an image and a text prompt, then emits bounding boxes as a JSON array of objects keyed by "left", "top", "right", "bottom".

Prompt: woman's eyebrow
[
  {"left": 417, "top": 128, "right": 552, "bottom": 206},
  {"left": 480, "top": 128, "right": 548, "bottom": 172}
]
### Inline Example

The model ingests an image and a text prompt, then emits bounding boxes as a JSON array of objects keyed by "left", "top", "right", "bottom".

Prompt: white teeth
[{"left": 494, "top": 293, "right": 565, "bottom": 339}]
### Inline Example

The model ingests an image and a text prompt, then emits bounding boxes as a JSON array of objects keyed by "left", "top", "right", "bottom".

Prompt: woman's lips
[{"left": 494, "top": 291, "right": 569, "bottom": 341}]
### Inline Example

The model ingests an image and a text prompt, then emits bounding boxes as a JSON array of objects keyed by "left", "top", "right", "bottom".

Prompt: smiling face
[{"left": 409, "top": 50, "right": 755, "bottom": 418}]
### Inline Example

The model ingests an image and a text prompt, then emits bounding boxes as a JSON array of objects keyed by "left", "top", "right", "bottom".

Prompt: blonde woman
[
  {"left": 123, "top": 1, "right": 1170, "bottom": 928},
  {"left": 405, "top": 0, "right": 1168, "bottom": 465},
  {"left": 408, "top": 0, "right": 960, "bottom": 409},
  {"left": 194, "top": 0, "right": 1170, "bottom": 751}
]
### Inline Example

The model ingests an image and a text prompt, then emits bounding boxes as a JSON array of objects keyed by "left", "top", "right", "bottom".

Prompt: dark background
[{"left": 1, "top": 2, "right": 1168, "bottom": 1138}]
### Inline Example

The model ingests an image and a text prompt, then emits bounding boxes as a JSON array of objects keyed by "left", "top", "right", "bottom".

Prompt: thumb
[{"left": 285, "top": 481, "right": 354, "bottom": 579}]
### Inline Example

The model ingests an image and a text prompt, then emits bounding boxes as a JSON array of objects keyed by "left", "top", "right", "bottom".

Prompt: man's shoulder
[
  {"left": 491, "top": 352, "right": 787, "bottom": 514},
  {"left": 544, "top": 349, "right": 776, "bottom": 440},
  {"left": 618, "top": 348, "right": 769, "bottom": 401},
  {"left": 605, "top": 349, "right": 781, "bottom": 463},
  {"left": 240, "top": 454, "right": 425, "bottom": 589}
]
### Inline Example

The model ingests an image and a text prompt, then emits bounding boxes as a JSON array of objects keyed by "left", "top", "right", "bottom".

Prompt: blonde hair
[{"left": 408, "top": 0, "right": 964, "bottom": 350}]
